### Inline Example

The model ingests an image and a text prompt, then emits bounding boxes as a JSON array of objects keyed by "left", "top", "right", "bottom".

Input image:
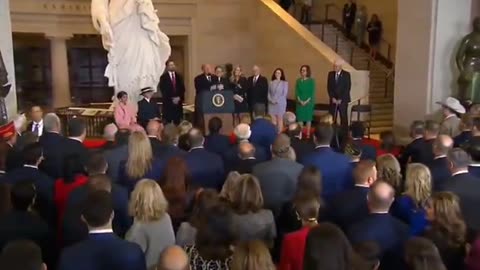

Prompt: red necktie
[{"left": 171, "top": 73, "right": 176, "bottom": 93}]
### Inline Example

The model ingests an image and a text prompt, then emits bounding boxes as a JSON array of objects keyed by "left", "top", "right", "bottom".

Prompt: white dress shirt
[{"left": 31, "top": 120, "right": 44, "bottom": 136}]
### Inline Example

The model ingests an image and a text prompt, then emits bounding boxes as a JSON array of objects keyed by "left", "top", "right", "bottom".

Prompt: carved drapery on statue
[
  {"left": 456, "top": 17, "right": 480, "bottom": 104},
  {"left": 0, "top": 51, "right": 10, "bottom": 125},
  {"left": 91, "top": 0, "right": 171, "bottom": 100}
]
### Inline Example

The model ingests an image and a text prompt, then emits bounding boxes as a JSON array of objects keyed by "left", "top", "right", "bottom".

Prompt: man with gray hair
[
  {"left": 39, "top": 112, "right": 66, "bottom": 179},
  {"left": 102, "top": 123, "right": 118, "bottom": 150},
  {"left": 231, "top": 142, "right": 258, "bottom": 173},
  {"left": 428, "top": 135, "right": 454, "bottom": 190},
  {"left": 327, "top": 59, "right": 351, "bottom": 130},
  {"left": 233, "top": 123, "right": 251, "bottom": 142},
  {"left": 286, "top": 122, "right": 314, "bottom": 161},
  {"left": 283, "top": 111, "right": 296, "bottom": 127},
  {"left": 225, "top": 124, "right": 267, "bottom": 170},
  {"left": 444, "top": 148, "right": 480, "bottom": 232},
  {"left": 247, "top": 65, "right": 269, "bottom": 114},
  {"left": 253, "top": 133, "right": 303, "bottom": 215},
  {"left": 156, "top": 245, "right": 189, "bottom": 270}
]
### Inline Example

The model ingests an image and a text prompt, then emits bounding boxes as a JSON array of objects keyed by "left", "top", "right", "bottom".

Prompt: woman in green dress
[{"left": 295, "top": 65, "right": 315, "bottom": 138}]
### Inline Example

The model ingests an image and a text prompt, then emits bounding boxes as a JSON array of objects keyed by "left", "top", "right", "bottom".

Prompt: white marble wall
[{"left": 0, "top": 0, "right": 17, "bottom": 119}]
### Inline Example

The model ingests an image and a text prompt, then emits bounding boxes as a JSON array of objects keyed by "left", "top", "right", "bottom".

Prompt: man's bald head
[
  {"left": 234, "top": 123, "right": 251, "bottom": 141},
  {"left": 103, "top": 123, "right": 118, "bottom": 141},
  {"left": 188, "top": 128, "right": 204, "bottom": 148},
  {"left": 157, "top": 246, "right": 189, "bottom": 270},
  {"left": 433, "top": 135, "right": 453, "bottom": 157},
  {"left": 283, "top": 111, "right": 297, "bottom": 126},
  {"left": 238, "top": 142, "right": 255, "bottom": 159},
  {"left": 367, "top": 181, "right": 395, "bottom": 213},
  {"left": 146, "top": 120, "right": 161, "bottom": 138}
]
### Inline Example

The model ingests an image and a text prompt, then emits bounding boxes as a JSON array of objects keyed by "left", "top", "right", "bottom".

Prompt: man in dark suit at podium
[
  {"left": 194, "top": 64, "right": 217, "bottom": 126},
  {"left": 247, "top": 65, "right": 269, "bottom": 115},
  {"left": 137, "top": 87, "right": 160, "bottom": 128},
  {"left": 327, "top": 59, "right": 351, "bottom": 130},
  {"left": 160, "top": 60, "right": 185, "bottom": 125}
]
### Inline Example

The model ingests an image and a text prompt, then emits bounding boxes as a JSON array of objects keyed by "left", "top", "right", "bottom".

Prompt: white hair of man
[
  {"left": 234, "top": 123, "right": 251, "bottom": 141},
  {"left": 103, "top": 123, "right": 118, "bottom": 141},
  {"left": 12, "top": 114, "right": 27, "bottom": 133},
  {"left": 283, "top": 111, "right": 296, "bottom": 126},
  {"left": 334, "top": 58, "right": 346, "bottom": 67},
  {"left": 43, "top": 113, "right": 61, "bottom": 133}
]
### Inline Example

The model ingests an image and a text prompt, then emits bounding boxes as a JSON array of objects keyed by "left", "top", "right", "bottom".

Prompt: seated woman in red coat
[
  {"left": 54, "top": 154, "right": 88, "bottom": 226},
  {"left": 279, "top": 194, "right": 321, "bottom": 270}
]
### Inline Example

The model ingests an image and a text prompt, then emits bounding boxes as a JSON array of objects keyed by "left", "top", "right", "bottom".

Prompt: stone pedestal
[{"left": 47, "top": 35, "right": 72, "bottom": 108}]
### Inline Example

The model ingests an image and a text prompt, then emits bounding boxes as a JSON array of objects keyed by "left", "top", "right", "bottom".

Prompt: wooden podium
[{"left": 199, "top": 90, "right": 234, "bottom": 135}]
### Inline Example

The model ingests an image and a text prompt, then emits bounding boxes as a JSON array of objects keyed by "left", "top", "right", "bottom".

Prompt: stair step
[
  {"left": 371, "top": 114, "right": 393, "bottom": 121},
  {"left": 370, "top": 126, "right": 393, "bottom": 134},
  {"left": 371, "top": 119, "right": 393, "bottom": 127}
]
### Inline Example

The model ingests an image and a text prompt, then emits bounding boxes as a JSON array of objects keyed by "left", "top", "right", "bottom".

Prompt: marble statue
[
  {"left": 91, "top": 0, "right": 171, "bottom": 100},
  {"left": 456, "top": 17, "right": 480, "bottom": 103},
  {"left": 0, "top": 51, "right": 10, "bottom": 125}
]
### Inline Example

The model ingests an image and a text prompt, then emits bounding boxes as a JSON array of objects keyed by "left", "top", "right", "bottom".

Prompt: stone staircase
[{"left": 309, "top": 23, "right": 394, "bottom": 134}]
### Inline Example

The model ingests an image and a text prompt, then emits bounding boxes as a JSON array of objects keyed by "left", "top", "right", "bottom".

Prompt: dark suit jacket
[
  {"left": 148, "top": 137, "right": 162, "bottom": 155},
  {"left": 442, "top": 172, "right": 480, "bottom": 231},
  {"left": 137, "top": 98, "right": 160, "bottom": 128},
  {"left": 399, "top": 137, "right": 425, "bottom": 166},
  {"left": 351, "top": 139, "right": 377, "bottom": 161},
  {"left": 469, "top": 165, "right": 480, "bottom": 179},
  {"left": 247, "top": 75, "right": 269, "bottom": 108},
  {"left": 63, "top": 184, "right": 131, "bottom": 247},
  {"left": 428, "top": 157, "right": 451, "bottom": 191},
  {"left": 0, "top": 210, "right": 52, "bottom": 264},
  {"left": 250, "top": 118, "right": 277, "bottom": 152},
  {"left": 155, "top": 143, "right": 186, "bottom": 161},
  {"left": 327, "top": 70, "right": 351, "bottom": 103},
  {"left": 101, "top": 141, "right": 116, "bottom": 151},
  {"left": 5, "top": 143, "right": 22, "bottom": 172},
  {"left": 347, "top": 213, "right": 409, "bottom": 270},
  {"left": 232, "top": 158, "right": 259, "bottom": 174},
  {"left": 223, "top": 142, "right": 268, "bottom": 172},
  {"left": 63, "top": 138, "right": 90, "bottom": 173},
  {"left": 204, "top": 133, "right": 231, "bottom": 156},
  {"left": 454, "top": 131, "right": 472, "bottom": 148},
  {"left": 328, "top": 185, "right": 370, "bottom": 231},
  {"left": 159, "top": 71, "right": 186, "bottom": 123},
  {"left": 39, "top": 132, "right": 67, "bottom": 179},
  {"left": 194, "top": 73, "right": 217, "bottom": 94},
  {"left": 58, "top": 232, "right": 146, "bottom": 270},
  {"left": 290, "top": 137, "right": 315, "bottom": 162},
  {"left": 104, "top": 144, "right": 128, "bottom": 182},
  {"left": 301, "top": 147, "right": 353, "bottom": 200},
  {"left": 185, "top": 147, "right": 225, "bottom": 190},
  {"left": 3, "top": 166, "right": 55, "bottom": 225},
  {"left": 252, "top": 158, "right": 303, "bottom": 215}
]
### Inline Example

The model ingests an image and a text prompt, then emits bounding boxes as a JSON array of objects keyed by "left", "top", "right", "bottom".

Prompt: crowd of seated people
[{"left": 3, "top": 100, "right": 480, "bottom": 270}]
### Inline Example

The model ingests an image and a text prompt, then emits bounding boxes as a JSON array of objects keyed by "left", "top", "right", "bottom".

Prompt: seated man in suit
[
  {"left": 231, "top": 142, "right": 259, "bottom": 174},
  {"left": 443, "top": 148, "right": 480, "bottom": 232},
  {"left": 468, "top": 137, "right": 480, "bottom": 178},
  {"left": 39, "top": 113, "right": 66, "bottom": 179},
  {"left": 27, "top": 105, "right": 44, "bottom": 137},
  {"left": 59, "top": 190, "right": 146, "bottom": 270},
  {"left": 156, "top": 246, "right": 189, "bottom": 270},
  {"left": 185, "top": 128, "right": 225, "bottom": 190},
  {"left": 301, "top": 122, "right": 352, "bottom": 200},
  {"left": 4, "top": 143, "right": 55, "bottom": 226},
  {"left": 63, "top": 118, "right": 89, "bottom": 173},
  {"left": 102, "top": 123, "right": 118, "bottom": 151},
  {"left": 428, "top": 135, "right": 453, "bottom": 191},
  {"left": 250, "top": 104, "right": 277, "bottom": 153},
  {"left": 0, "top": 182, "right": 51, "bottom": 265},
  {"left": 146, "top": 120, "right": 163, "bottom": 155},
  {"left": 328, "top": 160, "right": 376, "bottom": 231},
  {"left": 253, "top": 134, "right": 303, "bottom": 216},
  {"left": 348, "top": 121, "right": 377, "bottom": 161},
  {"left": 347, "top": 181, "right": 409, "bottom": 270},
  {"left": 204, "top": 117, "right": 230, "bottom": 156},
  {"left": 137, "top": 87, "right": 160, "bottom": 128},
  {"left": 104, "top": 129, "right": 130, "bottom": 181},
  {"left": 223, "top": 123, "right": 268, "bottom": 169},
  {"left": 399, "top": 120, "right": 425, "bottom": 167},
  {"left": 0, "top": 240, "right": 47, "bottom": 270},
  {"left": 286, "top": 123, "right": 314, "bottom": 162}
]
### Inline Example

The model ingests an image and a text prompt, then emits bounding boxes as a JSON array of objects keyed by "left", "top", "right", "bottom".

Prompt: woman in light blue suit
[{"left": 268, "top": 68, "right": 288, "bottom": 132}]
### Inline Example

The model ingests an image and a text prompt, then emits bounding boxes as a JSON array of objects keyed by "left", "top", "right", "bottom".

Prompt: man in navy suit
[
  {"left": 443, "top": 148, "right": 480, "bottom": 232},
  {"left": 63, "top": 118, "right": 89, "bottom": 174},
  {"left": 104, "top": 129, "right": 130, "bottom": 181},
  {"left": 137, "top": 87, "right": 160, "bottom": 128},
  {"left": 160, "top": 60, "right": 186, "bottom": 125},
  {"left": 223, "top": 123, "right": 268, "bottom": 170},
  {"left": 39, "top": 113, "right": 66, "bottom": 179},
  {"left": 146, "top": 120, "right": 163, "bottom": 155},
  {"left": 428, "top": 135, "right": 453, "bottom": 191},
  {"left": 347, "top": 181, "right": 409, "bottom": 270},
  {"left": 250, "top": 104, "right": 277, "bottom": 153},
  {"left": 59, "top": 190, "right": 146, "bottom": 270},
  {"left": 204, "top": 117, "right": 230, "bottom": 156},
  {"left": 4, "top": 143, "right": 55, "bottom": 226},
  {"left": 301, "top": 122, "right": 352, "bottom": 200},
  {"left": 156, "top": 124, "right": 185, "bottom": 161},
  {"left": 230, "top": 142, "right": 260, "bottom": 174},
  {"left": 327, "top": 59, "right": 351, "bottom": 131},
  {"left": 194, "top": 64, "right": 216, "bottom": 126},
  {"left": 328, "top": 160, "right": 377, "bottom": 231},
  {"left": 185, "top": 128, "right": 225, "bottom": 190},
  {"left": 468, "top": 137, "right": 480, "bottom": 178},
  {"left": 399, "top": 120, "right": 425, "bottom": 167},
  {"left": 349, "top": 121, "right": 377, "bottom": 161},
  {"left": 247, "top": 65, "right": 269, "bottom": 114},
  {"left": 286, "top": 123, "right": 315, "bottom": 162}
]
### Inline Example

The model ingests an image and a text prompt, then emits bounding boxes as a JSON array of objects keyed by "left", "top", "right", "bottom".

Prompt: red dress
[
  {"left": 279, "top": 226, "right": 312, "bottom": 270},
  {"left": 54, "top": 174, "right": 88, "bottom": 226}
]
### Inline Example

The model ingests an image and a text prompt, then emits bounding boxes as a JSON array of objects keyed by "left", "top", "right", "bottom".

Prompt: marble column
[
  {"left": 394, "top": 0, "right": 472, "bottom": 132},
  {"left": 0, "top": 0, "right": 17, "bottom": 119},
  {"left": 47, "top": 35, "right": 72, "bottom": 108}
]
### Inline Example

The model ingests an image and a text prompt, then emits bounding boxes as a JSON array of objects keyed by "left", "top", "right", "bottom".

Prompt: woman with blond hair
[
  {"left": 376, "top": 154, "right": 402, "bottom": 194},
  {"left": 220, "top": 171, "right": 242, "bottom": 203},
  {"left": 230, "top": 174, "right": 276, "bottom": 244},
  {"left": 391, "top": 163, "right": 431, "bottom": 235},
  {"left": 177, "top": 120, "right": 193, "bottom": 151},
  {"left": 231, "top": 240, "right": 276, "bottom": 270},
  {"left": 424, "top": 192, "right": 467, "bottom": 270},
  {"left": 118, "top": 131, "right": 162, "bottom": 192},
  {"left": 126, "top": 179, "right": 175, "bottom": 269}
]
